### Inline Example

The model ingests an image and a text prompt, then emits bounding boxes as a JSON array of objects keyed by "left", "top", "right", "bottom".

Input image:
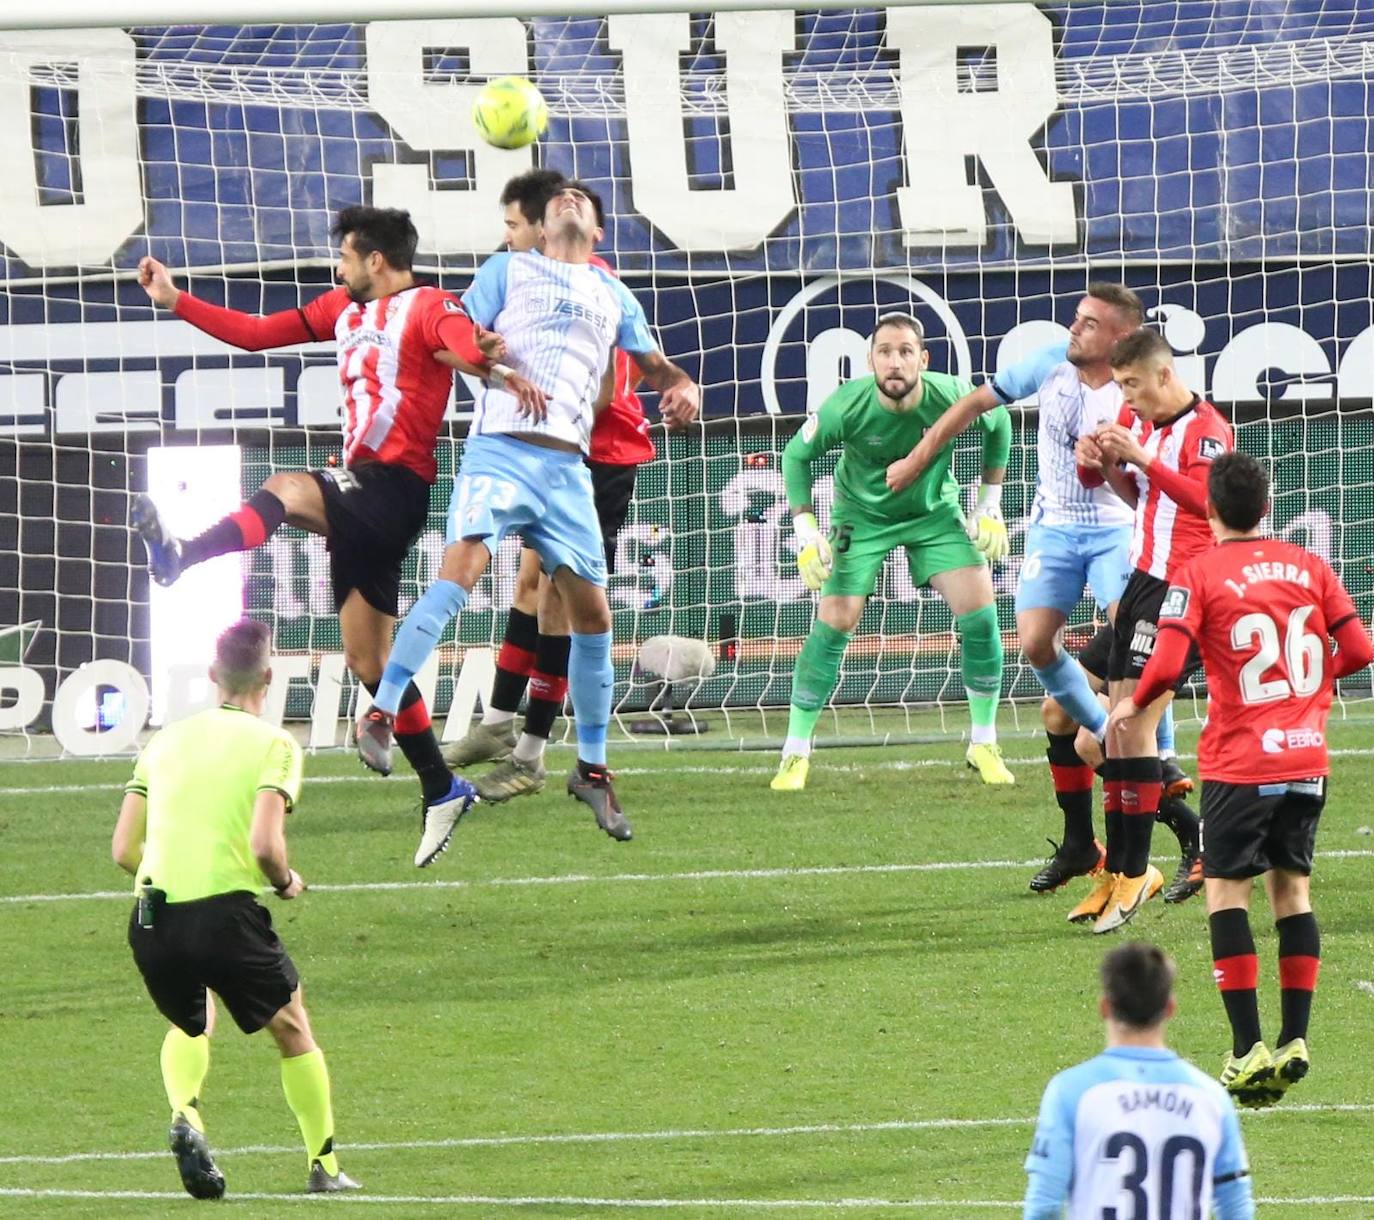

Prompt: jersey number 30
[
  {"left": 1101, "top": 1131, "right": 1205, "bottom": 1219},
  {"left": 1231, "top": 606, "right": 1324, "bottom": 704}
]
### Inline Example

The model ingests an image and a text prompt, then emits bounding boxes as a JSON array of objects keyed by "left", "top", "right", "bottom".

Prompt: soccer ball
[{"left": 472, "top": 77, "right": 548, "bottom": 150}]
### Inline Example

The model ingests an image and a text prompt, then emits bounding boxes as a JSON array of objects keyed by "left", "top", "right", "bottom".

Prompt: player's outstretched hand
[
  {"left": 475, "top": 324, "right": 507, "bottom": 363},
  {"left": 138, "top": 256, "right": 180, "bottom": 310},
  {"left": 793, "top": 510, "right": 833, "bottom": 591},
  {"left": 505, "top": 370, "right": 548, "bottom": 422},
  {"left": 886, "top": 455, "right": 922, "bottom": 493},
  {"left": 660, "top": 381, "right": 700, "bottom": 430}
]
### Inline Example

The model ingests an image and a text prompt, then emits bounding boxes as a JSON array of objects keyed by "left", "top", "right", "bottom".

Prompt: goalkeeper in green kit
[{"left": 772, "top": 313, "right": 1015, "bottom": 790}]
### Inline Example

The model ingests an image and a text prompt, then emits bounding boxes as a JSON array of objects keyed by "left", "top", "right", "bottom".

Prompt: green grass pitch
[{"left": 3, "top": 721, "right": 1374, "bottom": 1217}]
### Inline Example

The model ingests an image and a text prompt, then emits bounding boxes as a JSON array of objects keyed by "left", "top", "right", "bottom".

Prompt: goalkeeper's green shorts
[{"left": 821, "top": 505, "right": 984, "bottom": 598}]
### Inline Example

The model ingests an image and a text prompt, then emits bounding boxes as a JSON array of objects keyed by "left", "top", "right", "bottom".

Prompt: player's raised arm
[
  {"left": 140, "top": 254, "right": 330, "bottom": 351},
  {"left": 632, "top": 350, "right": 699, "bottom": 429}
]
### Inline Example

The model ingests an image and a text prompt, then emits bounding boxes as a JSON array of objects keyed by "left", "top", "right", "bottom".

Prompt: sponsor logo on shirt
[
  {"left": 1261, "top": 726, "right": 1325, "bottom": 754},
  {"left": 554, "top": 298, "right": 611, "bottom": 334},
  {"left": 1198, "top": 436, "right": 1225, "bottom": 460},
  {"left": 339, "top": 327, "right": 393, "bottom": 353}
]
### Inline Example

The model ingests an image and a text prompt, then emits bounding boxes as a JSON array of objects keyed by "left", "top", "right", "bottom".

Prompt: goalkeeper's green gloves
[
  {"left": 967, "top": 483, "right": 1009, "bottom": 562},
  {"left": 793, "top": 511, "right": 833, "bottom": 591}
]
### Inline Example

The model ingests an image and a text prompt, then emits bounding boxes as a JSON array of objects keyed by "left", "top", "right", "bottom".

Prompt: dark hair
[
  {"left": 1208, "top": 451, "right": 1269, "bottom": 532},
  {"left": 1101, "top": 942, "right": 1175, "bottom": 1029},
  {"left": 500, "top": 168, "right": 567, "bottom": 225},
  {"left": 1087, "top": 281, "right": 1145, "bottom": 327},
  {"left": 871, "top": 312, "right": 925, "bottom": 347},
  {"left": 1109, "top": 327, "right": 1173, "bottom": 369},
  {"left": 214, "top": 619, "right": 271, "bottom": 696},
  {"left": 537, "top": 177, "right": 605, "bottom": 228},
  {"left": 332, "top": 206, "right": 419, "bottom": 271}
]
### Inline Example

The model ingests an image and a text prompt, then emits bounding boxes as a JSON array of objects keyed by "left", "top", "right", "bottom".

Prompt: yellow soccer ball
[{"left": 472, "top": 76, "right": 548, "bottom": 150}]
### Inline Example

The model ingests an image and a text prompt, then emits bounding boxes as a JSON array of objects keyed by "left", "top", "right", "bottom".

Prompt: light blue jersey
[
  {"left": 1024, "top": 1047, "right": 1254, "bottom": 1220},
  {"left": 992, "top": 340, "right": 1134, "bottom": 530},
  {"left": 463, "top": 250, "right": 655, "bottom": 454}
]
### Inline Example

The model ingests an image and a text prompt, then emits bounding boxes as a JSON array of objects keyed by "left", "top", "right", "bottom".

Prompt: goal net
[{"left": 1, "top": 2, "right": 1372, "bottom": 754}]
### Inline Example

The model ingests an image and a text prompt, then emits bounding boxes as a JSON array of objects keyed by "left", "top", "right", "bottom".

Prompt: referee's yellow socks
[
  {"left": 281, "top": 1048, "right": 340, "bottom": 1175},
  {"left": 160, "top": 1028, "right": 210, "bottom": 1133}
]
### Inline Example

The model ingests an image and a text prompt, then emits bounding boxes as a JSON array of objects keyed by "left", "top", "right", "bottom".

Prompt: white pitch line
[
  {"left": 6, "top": 849, "right": 1374, "bottom": 908},
  {"left": 2, "top": 1103, "right": 1369, "bottom": 1169},
  {"left": 7, "top": 744, "right": 1374, "bottom": 798},
  {"left": 2, "top": 1187, "right": 1372, "bottom": 1210}
]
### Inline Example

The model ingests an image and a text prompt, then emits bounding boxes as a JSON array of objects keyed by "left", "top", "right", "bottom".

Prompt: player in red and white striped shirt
[
  {"left": 1069, "top": 327, "right": 1233, "bottom": 932},
  {"left": 131, "top": 206, "right": 543, "bottom": 839},
  {"left": 443, "top": 171, "right": 677, "bottom": 803},
  {"left": 1108, "top": 451, "right": 1372, "bottom": 1105}
]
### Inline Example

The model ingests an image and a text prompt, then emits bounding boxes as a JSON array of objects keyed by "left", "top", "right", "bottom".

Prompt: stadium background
[{"left": 1, "top": 2, "right": 1371, "bottom": 728}]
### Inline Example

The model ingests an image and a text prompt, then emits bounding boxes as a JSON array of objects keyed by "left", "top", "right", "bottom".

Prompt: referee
[{"left": 112, "top": 619, "right": 359, "bottom": 1198}]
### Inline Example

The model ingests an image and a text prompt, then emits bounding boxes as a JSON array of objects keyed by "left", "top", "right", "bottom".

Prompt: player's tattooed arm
[{"left": 634, "top": 350, "right": 700, "bottom": 430}]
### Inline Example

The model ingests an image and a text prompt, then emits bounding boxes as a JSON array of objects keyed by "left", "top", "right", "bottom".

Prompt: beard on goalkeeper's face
[{"left": 877, "top": 371, "right": 920, "bottom": 403}]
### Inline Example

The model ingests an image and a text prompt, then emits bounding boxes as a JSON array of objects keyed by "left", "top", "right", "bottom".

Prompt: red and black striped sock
[
  {"left": 1276, "top": 911, "right": 1321, "bottom": 1045},
  {"left": 524, "top": 633, "right": 571, "bottom": 741},
  {"left": 1211, "top": 907, "right": 1262, "bottom": 1056},
  {"left": 1117, "top": 755, "right": 1162, "bottom": 877},
  {"left": 490, "top": 608, "right": 538, "bottom": 715},
  {"left": 1046, "top": 732, "right": 1095, "bottom": 852},
  {"left": 182, "top": 489, "right": 286, "bottom": 568}
]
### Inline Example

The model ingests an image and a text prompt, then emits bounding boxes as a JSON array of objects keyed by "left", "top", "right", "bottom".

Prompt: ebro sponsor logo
[{"left": 1261, "top": 726, "right": 1325, "bottom": 754}]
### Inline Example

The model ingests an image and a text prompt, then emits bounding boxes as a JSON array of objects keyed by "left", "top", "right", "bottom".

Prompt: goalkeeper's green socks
[
  {"left": 783, "top": 620, "right": 851, "bottom": 754},
  {"left": 958, "top": 605, "right": 1004, "bottom": 745},
  {"left": 160, "top": 1027, "right": 210, "bottom": 1133},
  {"left": 281, "top": 1049, "right": 340, "bottom": 1175}
]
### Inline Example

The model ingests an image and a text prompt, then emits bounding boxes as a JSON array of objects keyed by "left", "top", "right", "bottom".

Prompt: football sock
[
  {"left": 569, "top": 630, "right": 613, "bottom": 767},
  {"left": 1156, "top": 795, "right": 1200, "bottom": 853},
  {"left": 374, "top": 580, "right": 467, "bottom": 714},
  {"left": 181, "top": 488, "right": 286, "bottom": 569},
  {"left": 525, "top": 632, "right": 571, "bottom": 742},
  {"left": 1276, "top": 912, "right": 1321, "bottom": 1045},
  {"left": 1156, "top": 703, "right": 1176, "bottom": 756},
  {"left": 512, "top": 733, "right": 546, "bottom": 766},
  {"left": 782, "top": 735, "right": 813, "bottom": 758},
  {"left": 487, "top": 608, "right": 538, "bottom": 722},
  {"left": 1031, "top": 649, "right": 1108, "bottom": 737},
  {"left": 1102, "top": 758, "right": 1124, "bottom": 874},
  {"left": 280, "top": 1049, "right": 339, "bottom": 1176},
  {"left": 160, "top": 1028, "right": 210, "bottom": 1134},
  {"left": 1117, "top": 755, "right": 1161, "bottom": 877},
  {"left": 957, "top": 606, "right": 1002, "bottom": 745},
  {"left": 786, "top": 620, "right": 852, "bottom": 745},
  {"left": 393, "top": 682, "right": 453, "bottom": 803},
  {"left": 1046, "top": 732, "right": 1095, "bottom": 851},
  {"left": 1210, "top": 908, "right": 1262, "bottom": 1056}
]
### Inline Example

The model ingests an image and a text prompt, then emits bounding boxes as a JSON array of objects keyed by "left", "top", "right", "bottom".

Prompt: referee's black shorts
[
  {"left": 310, "top": 460, "right": 431, "bottom": 615},
  {"left": 128, "top": 891, "right": 300, "bottom": 1037}
]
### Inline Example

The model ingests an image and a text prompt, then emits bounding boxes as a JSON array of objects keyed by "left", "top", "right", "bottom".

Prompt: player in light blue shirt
[
  {"left": 358, "top": 181, "right": 699, "bottom": 859},
  {"left": 1024, "top": 942, "right": 1254, "bottom": 1220}
]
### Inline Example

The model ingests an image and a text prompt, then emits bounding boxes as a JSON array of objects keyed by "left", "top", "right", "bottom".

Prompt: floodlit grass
[{"left": 3, "top": 722, "right": 1374, "bottom": 1216}]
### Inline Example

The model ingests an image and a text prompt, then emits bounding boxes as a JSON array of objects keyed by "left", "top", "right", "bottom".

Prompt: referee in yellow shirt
[{"left": 113, "top": 619, "right": 359, "bottom": 1198}]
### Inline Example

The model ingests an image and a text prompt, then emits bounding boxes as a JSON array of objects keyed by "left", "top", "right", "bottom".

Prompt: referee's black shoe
[
  {"left": 568, "top": 762, "right": 633, "bottom": 841},
  {"left": 169, "top": 1113, "right": 225, "bottom": 1200}
]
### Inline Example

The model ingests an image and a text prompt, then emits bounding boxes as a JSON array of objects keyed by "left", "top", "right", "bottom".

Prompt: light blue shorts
[
  {"left": 448, "top": 433, "right": 607, "bottom": 586},
  {"left": 1014, "top": 523, "right": 1132, "bottom": 615}
]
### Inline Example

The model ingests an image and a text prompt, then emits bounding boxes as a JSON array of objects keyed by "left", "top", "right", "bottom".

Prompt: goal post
[{"left": 1, "top": 4, "right": 1372, "bottom": 755}]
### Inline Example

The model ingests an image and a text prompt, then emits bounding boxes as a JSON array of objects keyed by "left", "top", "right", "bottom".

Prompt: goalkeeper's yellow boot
[
  {"left": 1220, "top": 1041, "right": 1279, "bottom": 1109},
  {"left": 1067, "top": 869, "right": 1117, "bottom": 925},
  {"left": 965, "top": 742, "right": 1014, "bottom": 785},
  {"left": 770, "top": 754, "right": 810, "bottom": 792}
]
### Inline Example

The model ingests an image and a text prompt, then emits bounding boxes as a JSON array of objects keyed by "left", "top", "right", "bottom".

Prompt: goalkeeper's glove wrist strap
[{"left": 975, "top": 483, "right": 1004, "bottom": 512}]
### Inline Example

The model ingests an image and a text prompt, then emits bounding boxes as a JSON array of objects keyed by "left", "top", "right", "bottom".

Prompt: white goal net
[{"left": 1, "top": 3, "right": 1372, "bottom": 754}]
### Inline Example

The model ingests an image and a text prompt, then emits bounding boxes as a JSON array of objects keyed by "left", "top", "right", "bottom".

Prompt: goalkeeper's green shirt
[
  {"left": 782, "top": 371, "right": 1012, "bottom": 522},
  {"left": 125, "top": 704, "right": 303, "bottom": 903}
]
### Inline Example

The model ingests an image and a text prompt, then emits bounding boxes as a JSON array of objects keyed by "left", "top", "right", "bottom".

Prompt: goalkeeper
[{"left": 772, "top": 312, "right": 1014, "bottom": 790}]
